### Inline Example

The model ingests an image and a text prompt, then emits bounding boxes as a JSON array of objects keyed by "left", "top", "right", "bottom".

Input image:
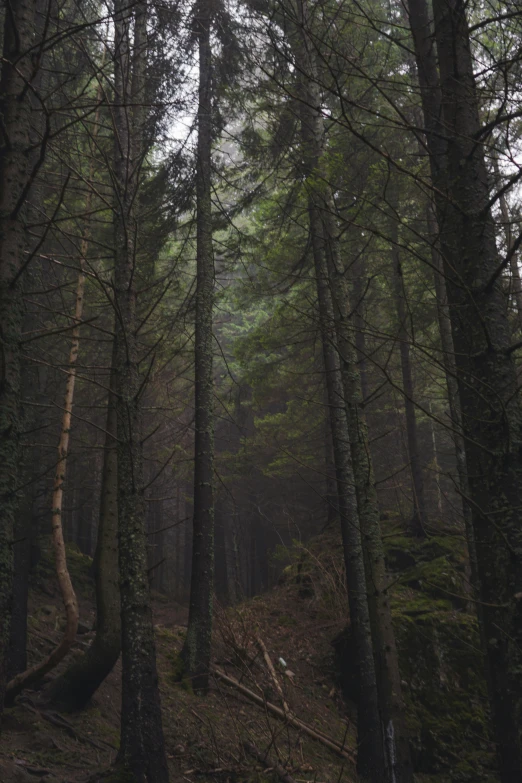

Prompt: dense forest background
[{"left": 1, "top": 0, "right": 522, "bottom": 781}]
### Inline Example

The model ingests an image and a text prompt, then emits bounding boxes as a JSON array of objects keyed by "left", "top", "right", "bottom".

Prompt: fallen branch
[
  {"left": 254, "top": 634, "right": 289, "bottom": 715},
  {"left": 211, "top": 667, "right": 354, "bottom": 762},
  {"left": 244, "top": 742, "right": 297, "bottom": 783}
]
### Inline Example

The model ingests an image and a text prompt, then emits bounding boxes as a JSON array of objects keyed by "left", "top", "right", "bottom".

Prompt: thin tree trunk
[
  {"left": 294, "top": 19, "right": 385, "bottom": 775},
  {"left": 408, "top": 0, "right": 522, "bottom": 776},
  {"left": 6, "top": 256, "right": 86, "bottom": 700},
  {"left": 389, "top": 206, "right": 427, "bottom": 537},
  {"left": 325, "top": 210, "right": 413, "bottom": 783},
  {"left": 428, "top": 401, "right": 443, "bottom": 517},
  {"left": 182, "top": 0, "right": 215, "bottom": 695},
  {"left": 43, "top": 341, "right": 121, "bottom": 711},
  {"left": 427, "top": 205, "right": 477, "bottom": 590},
  {"left": 352, "top": 260, "right": 369, "bottom": 402},
  {"left": 112, "top": 2, "right": 169, "bottom": 780}
]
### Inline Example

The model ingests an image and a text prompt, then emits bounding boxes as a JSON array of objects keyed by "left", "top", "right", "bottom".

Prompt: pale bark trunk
[
  {"left": 43, "top": 340, "right": 121, "bottom": 711},
  {"left": 6, "top": 261, "right": 85, "bottom": 700}
]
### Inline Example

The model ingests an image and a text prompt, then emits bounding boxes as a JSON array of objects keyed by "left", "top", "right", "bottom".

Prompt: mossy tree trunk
[
  {"left": 182, "top": 0, "right": 215, "bottom": 695},
  {"left": 112, "top": 2, "right": 169, "bottom": 780},
  {"left": 0, "top": 0, "right": 38, "bottom": 718},
  {"left": 408, "top": 0, "right": 522, "bottom": 776}
]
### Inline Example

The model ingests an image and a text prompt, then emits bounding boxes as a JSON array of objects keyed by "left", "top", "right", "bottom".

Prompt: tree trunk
[
  {"left": 0, "top": 0, "right": 38, "bottom": 717},
  {"left": 6, "top": 259, "right": 85, "bottom": 701},
  {"left": 112, "top": 2, "right": 169, "bottom": 780},
  {"left": 427, "top": 205, "right": 477, "bottom": 591},
  {"left": 43, "top": 341, "right": 121, "bottom": 711},
  {"left": 182, "top": 0, "right": 215, "bottom": 695},
  {"left": 294, "top": 16, "right": 385, "bottom": 776},
  {"left": 389, "top": 205, "right": 427, "bottom": 537},
  {"left": 325, "top": 210, "right": 413, "bottom": 783},
  {"left": 408, "top": 0, "right": 522, "bottom": 776}
]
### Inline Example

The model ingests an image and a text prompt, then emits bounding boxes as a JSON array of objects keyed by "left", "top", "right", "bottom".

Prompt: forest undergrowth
[{"left": 0, "top": 526, "right": 497, "bottom": 783}]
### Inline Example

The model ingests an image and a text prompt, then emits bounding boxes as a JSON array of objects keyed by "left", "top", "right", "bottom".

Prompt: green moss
[
  {"left": 393, "top": 595, "right": 496, "bottom": 780},
  {"left": 32, "top": 536, "right": 93, "bottom": 597}
]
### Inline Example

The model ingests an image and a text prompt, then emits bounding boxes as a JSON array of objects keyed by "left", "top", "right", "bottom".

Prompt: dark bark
[
  {"left": 389, "top": 204, "right": 427, "bottom": 537},
  {"left": 294, "top": 15, "right": 385, "bottom": 777},
  {"left": 427, "top": 205, "right": 478, "bottom": 592},
  {"left": 407, "top": 0, "right": 522, "bottom": 777},
  {"left": 112, "top": 2, "right": 169, "bottom": 780},
  {"left": 325, "top": 211, "right": 413, "bottom": 783},
  {"left": 309, "top": 203, "right": 384, "bottom": 783},
  {"left": 182, "top": 0, "right": 215, "bottom": 695},
  {"left": 7, "top": 510, "right": 31, "bottom": 682},
  {"left": 352, "top": 262, "right": 369, "bottom": 403},
  {"left": 0, "top": 0, "right": 38, "bottom": 717}
]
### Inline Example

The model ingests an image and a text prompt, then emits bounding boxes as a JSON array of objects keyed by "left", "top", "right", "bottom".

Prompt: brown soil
[{"left": 0, "top": 564, "right": 356, "bottom": 782}]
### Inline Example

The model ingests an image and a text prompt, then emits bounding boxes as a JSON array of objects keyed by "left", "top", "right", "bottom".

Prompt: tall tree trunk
[
  {"left": 43, "top": 342, "right": 121, "bottom": 711},
  {"left": 427, "top": 205, "right": 477, "bottom": 590},
  {"left": 182, "top": 0, "right": 215, "bottom": 695},
  {"left": 294, "top": 14, "right": 385, "bottom": 778},
  {"left": 112, "top": 3, "right": 169, "bottom": 779},
  {"left": 325, "top": 210, "right": 413, "bottom": 783},
  {"left": 0, "top": 0, "right": 38, "bottom": 717},
  {"left": 310, "top": 204, "right": 384, "bottom": 783},
  {"left": 352, "top": 260, "right": 369, "bottom": 403},
  {"left": 389, "top": 204, "right": 427, "bottom": 537},
  {"left": 408, "top": 0, "right": 522, "bottom": 776}
]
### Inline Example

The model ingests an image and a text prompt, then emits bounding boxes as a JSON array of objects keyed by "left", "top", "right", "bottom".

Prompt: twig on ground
[
  {"left": 255, "top": 634, "right": 290, "bottom": 714},
  {"left": 211, "top": 667, "right": 354, "bottom": 762}
]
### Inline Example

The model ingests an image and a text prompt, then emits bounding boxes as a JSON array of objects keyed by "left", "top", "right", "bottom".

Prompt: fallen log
[{"left": 211, "top": 666, "right": 354, "bottom": 761}]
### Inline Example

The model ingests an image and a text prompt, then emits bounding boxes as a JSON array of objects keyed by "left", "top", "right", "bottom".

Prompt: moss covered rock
[{"left": 387, "top": 534, "right": 498, "bottom": 781}]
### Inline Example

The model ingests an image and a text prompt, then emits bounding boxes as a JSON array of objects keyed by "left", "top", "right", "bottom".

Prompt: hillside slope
[{"left": 0, "top": 530, "right": 498, "bottom": 782}]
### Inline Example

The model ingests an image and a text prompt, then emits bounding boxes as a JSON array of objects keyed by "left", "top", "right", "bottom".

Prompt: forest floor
[
  {"left": 0, "top": 528, "right": 498, "bottom": 783},
  {"left": 0, "top": 541, "right": 358, "bottom": 783}
]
